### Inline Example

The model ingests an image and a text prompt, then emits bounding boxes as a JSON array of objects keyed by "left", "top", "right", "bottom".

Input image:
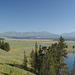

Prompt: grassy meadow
[{"left": 0, "top": 38, "right": 75, "bottom": 75}]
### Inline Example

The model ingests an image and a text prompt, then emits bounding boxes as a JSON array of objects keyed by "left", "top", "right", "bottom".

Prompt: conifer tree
[
  {"left": 50, "top": 56, "right": 56, "bottom": 75},
  {"left": 1, "top": 41, "right": 5, "bottom": 50},
  {"left": 38, "top": 45, "right": 42, "bottom": 55},
  {"left": 30, "top": 49, "right": 35, "bottom": 68},
  {"left": 0, "top": 40, "right": 10, "bottom": 52},
  {"left": 0, "top": 40, "right": 1, "bottom": 48},
  {"left": 57, "top": 36, "right": 67, "bottom": 75},
  {"left": 4, "top": 42, "right": 10, "bottom": 52},
  {"left": 66, "top": 45, "right": 68, "bottom": 48},
  {"left": 29, "top": 37, "right": 68, "bottom": 75},
  {"left": 23, "top": 51, "right": 27, "bottom": 68},
  {"left": 46, "top": 45, "right": 57, "bottom": 75},
  {"left": 30, "top": 42, "right": 38, "bottom": 71},
  {"left": 40, "top": 57, "right": 46, "bottom": 75},
  {"left": 34, "top": 41, "right": 38, "bottom": 71},
  {"left": 38, "top": 45, "right": 43, "bottom": 73},
  {"left": 71, "top": 57, "right": 75, "bottom": 75},
  {"left": 73, "top": 45, "right": 74, "bottom": 49}
]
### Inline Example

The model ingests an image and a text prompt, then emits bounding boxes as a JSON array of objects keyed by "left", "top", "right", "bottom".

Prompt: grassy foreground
[{"left": 0, "top": 49, "right": 36, "bottom": 75}]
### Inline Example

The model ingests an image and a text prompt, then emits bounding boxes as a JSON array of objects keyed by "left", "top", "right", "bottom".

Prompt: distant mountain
[
  {"left": 1, "top": 31, "right": 75, "bottom": 40},
  {"left": 61, "top": 31, "right": 75, "bottom": 37},
  {"left": 60, "top": 31, "right": 75, "bottom": 40},
  {"left": 0, "top": 31, "right": 59, "bottom": 39}
]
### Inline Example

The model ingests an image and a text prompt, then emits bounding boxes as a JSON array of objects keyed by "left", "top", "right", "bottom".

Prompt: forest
[{"left": 21, "top": 36, "right": 75, "bottom": 75}]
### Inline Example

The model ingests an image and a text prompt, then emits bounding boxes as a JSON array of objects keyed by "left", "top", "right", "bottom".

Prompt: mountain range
[{"left": 0, "top": 31, "right": 75, "bottom": 40}]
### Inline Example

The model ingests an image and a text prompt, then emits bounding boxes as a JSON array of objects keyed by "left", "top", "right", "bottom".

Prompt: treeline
[
  {"left": 29, "top": 36, "right": 75, "bottom": 75},
  {"left": 0, "top": 40, "right": 10, "bottom": 52}
]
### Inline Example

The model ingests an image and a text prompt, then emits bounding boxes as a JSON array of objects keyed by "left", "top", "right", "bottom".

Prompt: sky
[{"left": 0, "top": 0, "right": 75, "bottom": 34}]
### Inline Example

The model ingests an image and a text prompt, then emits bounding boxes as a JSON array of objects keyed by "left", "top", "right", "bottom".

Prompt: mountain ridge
[
  {"left": 0, "top": 31, "right": 59, "bottom": 39},
  {"left": 0, "top": 31, "right": 75, "bottom": 39}
]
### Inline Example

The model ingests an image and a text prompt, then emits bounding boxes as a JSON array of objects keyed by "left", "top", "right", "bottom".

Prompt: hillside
[{"left": 0, "top": 49, "right": 36, "bottom": 75}]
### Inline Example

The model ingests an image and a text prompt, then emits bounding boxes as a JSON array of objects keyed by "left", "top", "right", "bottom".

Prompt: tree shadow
[
  {"left": 1, "top": 72, "right": 9, "bottom": 75},
  {"left": 5, "top": 63, "right": 38, "bottom": 75}
]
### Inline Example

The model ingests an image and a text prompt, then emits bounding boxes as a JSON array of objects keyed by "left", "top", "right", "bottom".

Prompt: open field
[{"left": 0, "top": 38, "right": 75, "bottom": 74}]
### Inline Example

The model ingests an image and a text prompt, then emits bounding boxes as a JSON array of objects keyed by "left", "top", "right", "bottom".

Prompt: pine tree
[
  {"left": 40, "top": 57, "right": 46, "bottom": 75},
  {"left": 38, "top": 45, "right": 43, "bottom": 73},
  {"left": 23, "top": 51, "right": 27, "bottom": 68},
  {"left": 66, "top": 45, "right": 68, "bottom": 48},
  {"left": 1, "top": 41, "right": 5, "bottom": 50},
  {"left": 34, "top": 43, "right": 38, "bottom": 71},
  {"left": 38, "top": 45, "right": 42, "bottom": 55},
  {"left": 50, "top": 56, "right": 56, "bottom": 75},
  {"left": 34, "top": 42, "right": 38, "bottom": 71},
  {"left": 4, "top": 42, "right": 10, "bottom": 52},
  {"left": 0, "top": 41, "right": 10, "bottom": 52},
  {"left": 29, "top": 37, "right": 68, "bottom": 75},
  {"left": 30, "top": 49, "right": 35, "bottom": 68},
  {"left": 0, "top": 40, "right": 1, "bottom": 48},
  {"left": 46, "top": 44, "right": 57, "bottom": 75},
  {"left": 57, "top": 36, "right": 67, "bottom": 75},
  {"left": 30, "top": 42, "right": 38, "bottom": 71},
  {"left": 71, "top": 57, "right": 75, "bottom": 75},
  {"left": 73, "top": 45, "right": 74, "bottom": 49}
]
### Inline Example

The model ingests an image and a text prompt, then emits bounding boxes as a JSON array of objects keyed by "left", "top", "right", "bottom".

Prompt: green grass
[
  {"left": 68, "top": 45, "right": 73, "bottom": 48},
  {"left": 0, "top": 63, "right": 35, "bottom": 75},
  {"left": 0, "top": 38, "right": 75, "bottom": 74},
  {"left": 0, "top": 48, "right": 36, "bottom": 75}
]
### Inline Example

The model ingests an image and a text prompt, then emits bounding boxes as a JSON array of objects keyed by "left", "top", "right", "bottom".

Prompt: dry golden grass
[
  {"left": 65, "top": 41, "right": 75, "bottom": 44},
  {"left": 5, "top": 38, "right": 53, "bottom": 43},
  {"left": 10, "top": 48, "right": 20, "bottom": 51},
  {"left": 66, "top": 48, "right": 75, "bottom": 53}
]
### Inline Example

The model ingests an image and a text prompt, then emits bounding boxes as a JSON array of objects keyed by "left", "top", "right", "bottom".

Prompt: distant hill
[
  {"left": 61, "top": 31, "right": 75, "bottom": 37},
  {"left": 0, "top": 31, "right": 59, "bottom": 39},
  {"left": 0, "top": 31, "right": 75, "bottom": 40},
  {"left": 60, "top": 31, "right": 75, "bottom": 40}
]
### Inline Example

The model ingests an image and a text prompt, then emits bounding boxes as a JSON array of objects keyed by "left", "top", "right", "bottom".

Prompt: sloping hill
[{"left": 0, "top": 49, "right": 36, "bottom": 75}]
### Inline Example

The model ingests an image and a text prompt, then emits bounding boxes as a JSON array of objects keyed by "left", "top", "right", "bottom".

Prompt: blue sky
[{"left": 0, "top": 0, "right": 75, "bottom": 34}]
